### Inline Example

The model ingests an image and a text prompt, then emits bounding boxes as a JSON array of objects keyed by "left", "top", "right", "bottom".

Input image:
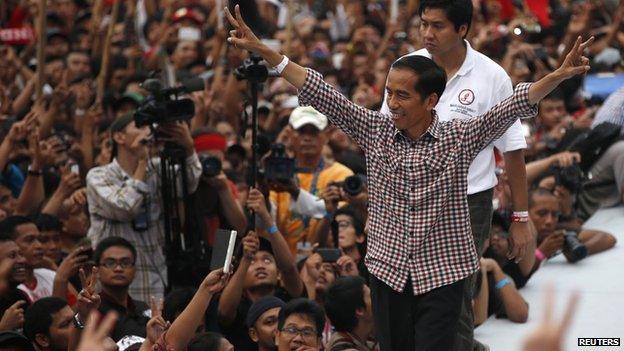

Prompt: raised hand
[
  {"left": 146, "top": 296, "right": 170, "bottom": 344},
  {"left": 76, "top": 311, "right": 118, "bottom": 351},
  {"left": 77, "top": 266, "right": 101, "bottom": 322},
  {"left": 336, "top": 255, "right": 358, "bottom": 277},
  {"left": 0, "top": 300, "right": 26, "bottom": 330},
  {"left": 56, "top": 246, "right": 90, "bottom": 282},
  {"left": 242, "top": 231, "right": 260, "bottom": 261},
  {"left": 557, "top": 36, "right": 594, "bottom": 80},
  {"left": 200, "top": 268, "right": 229, "bottom": 294},
  {"left": 224, "top": 5, "right": 263, "bottom": 54},
  {"left": 246, "top": 188, "right": 272, "bottom": 226}
]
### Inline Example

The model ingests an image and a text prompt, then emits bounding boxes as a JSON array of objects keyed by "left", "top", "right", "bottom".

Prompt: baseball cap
[
  {"left": 172, "top": 7, "right": 205, "bottom": 25},
  {"left": 289, "top": 106, "right": 327, "bottom": 131}
]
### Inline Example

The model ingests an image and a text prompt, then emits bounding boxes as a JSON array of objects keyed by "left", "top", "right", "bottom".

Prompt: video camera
[
  {"left": 554, "top": 163, "right": 585, "bottom": 193},
  {"left": 264, "top": 144, "right": 295, "bottom": 182},
  {"left": 134, "top": 76, "right": 206, "bottom": 128}
]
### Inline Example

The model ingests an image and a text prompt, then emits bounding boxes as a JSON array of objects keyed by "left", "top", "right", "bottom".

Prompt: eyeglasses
[
  {"left": 337, "top": 220, "right": 353, "bottom": 229},
  {"left": 100, "top": 258, "right": 135, "bottom": 269},
  {"left": 281, "top": 326, "right": 317, "bottom": 340}
]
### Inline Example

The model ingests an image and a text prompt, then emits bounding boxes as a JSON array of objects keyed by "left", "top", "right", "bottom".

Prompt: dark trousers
[
  {"left": 454, "top": 188, "right": 494, "bottom": 351},
  {"left": 370, "top": 275, "right": 466, "bottom": 351}
]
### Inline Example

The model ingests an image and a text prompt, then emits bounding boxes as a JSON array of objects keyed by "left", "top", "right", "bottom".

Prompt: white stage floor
[{"left": 475, "top": 206, "right": 624, "bottom": 350}]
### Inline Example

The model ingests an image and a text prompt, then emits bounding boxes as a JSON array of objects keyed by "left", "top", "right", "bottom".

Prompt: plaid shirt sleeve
[
  {"left": 461, "top": 82, "right": 537, "bottom": 160},
  {"left": 298, "top": 68, "right": 384, "bottom": 152},
  {"left": 86, "top": 167, "right": 148, "bottom": 222}
]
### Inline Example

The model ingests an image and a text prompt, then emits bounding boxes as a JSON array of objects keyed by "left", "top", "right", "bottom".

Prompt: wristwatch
[{"left": 73, "top": 313, "right": 85, "bottom": 329}]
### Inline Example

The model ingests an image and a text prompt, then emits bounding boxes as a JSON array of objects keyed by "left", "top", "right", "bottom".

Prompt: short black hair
[
  {"left": 277, "top": 298, "right": 325, "bottom": 338},
  {"left": 390, "top": 56, "right": 446, "bottom": 100},
  {"left": 93, "top": 236, "right": 137, "bottom": 265},
  {"left": 324, "top": 276, "right": 366, "bottom": 332},
  {"left": 36, "top": 214, "right": 62, "bottom": 232},
  {"left": 419, "top": 0, "right": 473, "bottom": 36},
  {"left": 163, "top": 287, "right": 196, "bottom": 322},
  {"left": 529, "top": 187, "right": 557, "bottom": 209},
  {"left": 187, "top": 332, "right": 223, "bottom": 351},
  {"left": 24, "top": 297, "right": 68, "bottom": 343},
  {"left": 0, "top": 216, "right": 36, "bottom": 240}
]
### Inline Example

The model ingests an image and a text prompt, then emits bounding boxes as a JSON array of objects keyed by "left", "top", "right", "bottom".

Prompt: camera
[
  {"left": 200, "top": 155, "right": 222, "bottom": 177},
  {"left": 563, "top": 231, "right": 588, "bottom": 263},
  {"left": 555, "top": 163, "right": 585, "bottom": 193},
  {"left": 264, "top": 144, "right": 295, "bottom": 182},
  {"left": 134, "top": 77, "right": 205, "bottom": 128},
  {"left": 342, "top": 175, "right": 365, "bottom": 196}
]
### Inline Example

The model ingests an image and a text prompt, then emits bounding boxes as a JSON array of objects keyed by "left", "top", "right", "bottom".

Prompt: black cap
[
  {"left": 0, "top": 331, "right": 36, "bottom": 351},
  {"left": 246, "top": 296, "right": 285, "bottom": 327},
  {"left": 47, "top": 28, "right": 69, "bottom": 42}
]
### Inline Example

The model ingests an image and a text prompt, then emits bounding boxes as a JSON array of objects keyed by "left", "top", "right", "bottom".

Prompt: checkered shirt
[{"left": 298, "top": 69, "right": 537, "bottom": 294}]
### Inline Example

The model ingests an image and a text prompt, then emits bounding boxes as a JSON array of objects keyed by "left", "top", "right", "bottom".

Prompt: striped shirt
[
  {"left": 86, "top": 154, "right": 201, "bottom": 301},
  {"left": 298, "top": 68, "right": 537, "bottom": 294},
  {"left": 592, "top": 86, "right": 624, "bottom": 133}
]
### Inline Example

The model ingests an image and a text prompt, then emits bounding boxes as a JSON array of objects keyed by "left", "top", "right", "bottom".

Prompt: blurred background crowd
[{"left": 0, "top": 0, "right": 622, "bottom": 350}]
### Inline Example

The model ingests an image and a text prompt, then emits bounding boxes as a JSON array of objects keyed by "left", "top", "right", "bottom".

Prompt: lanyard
[{"left": 307, "top": 157, "right": 325, "bottom": 196}]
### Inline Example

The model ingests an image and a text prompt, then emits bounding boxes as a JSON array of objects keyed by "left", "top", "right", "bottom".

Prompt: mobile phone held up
[{"left": 317, "top": 248, "right": 341, "bottom": 263}]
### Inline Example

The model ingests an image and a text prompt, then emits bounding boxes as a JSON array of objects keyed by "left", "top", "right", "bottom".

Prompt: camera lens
[
  {"left": 343, "top": 175, "right": 363, "bottom": 196},
  {"left": 201, "top": 156, "right": 222, "bottom": 177}
]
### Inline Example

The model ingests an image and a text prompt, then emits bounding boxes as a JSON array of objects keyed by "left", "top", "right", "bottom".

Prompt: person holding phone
[{"left": 224, "top": 3, "right": 593, "bottom": 349}]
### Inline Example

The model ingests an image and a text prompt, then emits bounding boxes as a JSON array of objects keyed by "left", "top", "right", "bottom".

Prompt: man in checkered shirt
[{"left": 225, "top": 6, "right": 593, "bottom": 350}]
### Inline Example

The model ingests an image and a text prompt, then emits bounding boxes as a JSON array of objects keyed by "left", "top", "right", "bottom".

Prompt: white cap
[{"left": 289, "top": 106, "right": 328, "bottom": 131}]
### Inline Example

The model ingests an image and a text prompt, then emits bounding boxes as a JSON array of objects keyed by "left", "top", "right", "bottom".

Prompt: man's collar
[
  {"left": 455, "top": 40, "right": 475, "bottom": 78},
  {"left": 100, "top": 290, "right": 135, "bottom": 313},
  {"left": 392, "top": 112, "right": 441, "bottom": 141}
]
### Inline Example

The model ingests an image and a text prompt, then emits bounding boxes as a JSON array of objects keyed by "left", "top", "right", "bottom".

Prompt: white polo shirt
[{"left": 381, "top": 41, "right": 526, "bottom": 194}]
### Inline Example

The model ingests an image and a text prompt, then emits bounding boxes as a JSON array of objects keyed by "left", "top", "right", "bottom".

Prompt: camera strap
[{"left": 307, "top": 158, "right": 325, "bottom": 196}]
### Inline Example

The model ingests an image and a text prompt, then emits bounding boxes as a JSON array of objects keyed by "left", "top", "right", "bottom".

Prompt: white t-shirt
[
  {"left": 18, "top": 268, "right": 56, "bottom": 303},
  {"left": 381, "top": 41, "right": 527, "bottom": 194}
]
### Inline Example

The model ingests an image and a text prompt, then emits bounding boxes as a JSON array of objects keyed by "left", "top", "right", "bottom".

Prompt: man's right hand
[
  {"left": 0, "top": 300, "right": 26, "bottom": 331},
  {"left": 539, "top": 231, "right": 565, "bottom": 258},
  {"left": 321, "top": 185, "right": 341, "bottom": 214},
  {"left": 56, "top": 247, "right": 90, "bottom": 281},
  {"left": 242, "top": 231, "right": 260, "bottom": 261}
]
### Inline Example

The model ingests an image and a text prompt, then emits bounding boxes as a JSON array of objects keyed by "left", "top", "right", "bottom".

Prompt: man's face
[
  {"left": 315, "top": 262, "right": 336, "bottom": 293},
  {"left": 67, "top": 53, "right": 91, "bottom": 78},
  {"left": 489, "top": 225, "right": 509, "bottom": 258},
  {"left": 420, "top": 8, "right": 466, "bottom": 56},
  {"left": 97, "top": 246, "right": 136, "bottom": 289},
  {"left": 0, "top": 241, "right": 28, "bottom": 283},
  {"left": 114, "top": 121, "right": 151, "bottom": 151},
  {"left": 172, "top": 40, "right": 198, "bottom": 69},
  {"left": 385, "top": 68, "right": 436, "bottom": 133},
  {"left": 46, "top": 305, "right": 74, "bottom": 351},
  {"left": 336, "top": 214, "right": 361, "bottom": 250},
  {"left": 0, "top": 186, "right": 17, "bottom": 215},
  {"left": 276, "top": 314, "right": 320, "bottom": 351},
  {"left": 14, "top": 223, "right": 44, "bottom": 267},
  {"left": 529, "top": 193, "right": 560, "bottom": 241},
  {"left": 244, "top": 251, "right": 279, "bottom": 289},
  {"left": 61, "top": 207, "right": 89, "bottom": 239},
  {"left": 45, "top": 60, "right": 65, "bottom": 86},
  {"left": 538, "top": 99, "right": 566, "bottom": 130},
  {"left": 250, "top": 307, "right": 280, "bottom": 350},
  {"left": 39, "top": 230, "right": 62, "bottom": 264},
  {"left": 46, "top": 37, "right": 69, "bottom": 57},
  {"left": 292, "top": 125, "right": 326, "bottom": 159}
]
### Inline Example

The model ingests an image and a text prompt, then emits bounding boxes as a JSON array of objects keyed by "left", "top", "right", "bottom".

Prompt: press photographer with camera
[
  {"left": 528, "top": 188, "right": 616, "bottom": 269},
  {"left": 189, "top": 131, "right": 247, "bottom": 247},
  {"left": 268, "top": 106, "right": 353, "bottom": 255},
  {"left": 86, "top": 113, "right": 201, "bottom": 302}
]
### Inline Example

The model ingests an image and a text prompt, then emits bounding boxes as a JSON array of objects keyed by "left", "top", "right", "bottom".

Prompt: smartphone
[
  {"left": 317, "top": 248, "right": 341, "bottom": 263},
  {"left": 178, "top": 27, "right": 201, "bottom": 41},
  {"left": 210, "top": 229, "right": 238, "bottom": 272},
  {"left": 70, "top": 164, "right": 80, "bottom": 175}
]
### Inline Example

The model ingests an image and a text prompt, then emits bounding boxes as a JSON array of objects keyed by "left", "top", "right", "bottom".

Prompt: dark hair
[
  {"left": 0, "top": 216, "right": 35, "bottom": 240},
  {"left": 187, "top": 332, "right": 224, "bottom": 351},
  {"left": 528, "top": 187, "right": 557, "bottom": 209},
  {"left": 24, "top": 297, "right": 68, "bottom": 343},
  {"left": 419, "top": 0, "right": 473, "bottom": 36},
  {"left": 277, "top": 298, "right": 325, "bottom": 338},
  {"left": 390, "top": 56, "right": 446, "bottom": 100},
  {"left": 163, "top": 287, "right": 197, "bottom": 322},
  {"left": 331, "top": 206, "right": 367, "bottom": 255},
  {"left": 93, "top": 236, "right": 137, "bottom": 264},
  {"left": 36, "top": 214, "right": 62, "bottom": 232},
  {"left": 323, "top": 276, "right": 366, "bottom": 332}
]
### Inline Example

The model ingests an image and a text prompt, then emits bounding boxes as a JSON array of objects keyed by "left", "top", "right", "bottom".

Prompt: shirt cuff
[
  {"left": 185, "top": 152, "right": 200, "bottom": 167},
  {"left": 127, "top": 178, "right": 149, "bottom": 193},
  {"left": 515, "top": 82, "right": 539, "bottom": 119},
  {"left": 298, "top": 68, "right": 323, "bottom": 106}
]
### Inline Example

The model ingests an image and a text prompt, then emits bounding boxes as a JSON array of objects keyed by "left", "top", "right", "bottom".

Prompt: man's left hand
[
  {"left": 158, "top": 121, "right": 195, "bottom": 155},
  {"left": 508, "top": 222, "right": 531, "bottom": 263}
]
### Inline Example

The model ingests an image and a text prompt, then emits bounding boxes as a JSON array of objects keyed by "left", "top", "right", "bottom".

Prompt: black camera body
[
  {"left": 264, "top": 144, "right": 295, "bottom": 182},
  {"left": 134, "top": 78, "right": 196, "bottom": 128},
  {"left": 563, "top": 231, "right": 588, "bottom": 263},
  {"left": 200, "top": 155, "right": 222, "bottom": 178},
  {"left": 555, "top": 163, "right": 585, "bottom": 193}
]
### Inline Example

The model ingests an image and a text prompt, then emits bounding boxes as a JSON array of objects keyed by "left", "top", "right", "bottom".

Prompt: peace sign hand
[
  {"left": 77, "top": 266, "right": 101, "bottom": 322},
  {"left": 557, "top": 36, "right": 594, "bottom": 80},
  {"left": 224, "top": 5, "right": 263, "bottom": 54}
]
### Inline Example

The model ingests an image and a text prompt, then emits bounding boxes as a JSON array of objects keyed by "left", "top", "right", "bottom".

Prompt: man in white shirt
[{"left": 381, "top": 0, "right": 531, "bottom": 349}]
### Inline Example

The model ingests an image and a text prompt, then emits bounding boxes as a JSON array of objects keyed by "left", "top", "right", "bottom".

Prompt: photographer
[
  {"left": 269, "top": 107, "right": 353, "bottom": 255},
  {"left": 86, "top": 113, "right": 201, "bottom": 301},
  {"left": 189, "top": 131, "right": 247, "bottom": 247},
  {"left": 528, "top": 188, "right": 616, "bottom": 269}
]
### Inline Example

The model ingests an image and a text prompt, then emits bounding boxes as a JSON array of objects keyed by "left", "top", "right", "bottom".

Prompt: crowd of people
[{"left": 1, "top": 0, "right": 623, "bottom": 350}]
